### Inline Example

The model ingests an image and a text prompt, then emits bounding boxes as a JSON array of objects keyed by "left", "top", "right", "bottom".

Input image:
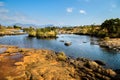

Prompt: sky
[{"left": 0, "top": 0, "right": 120, "bottom": 26}]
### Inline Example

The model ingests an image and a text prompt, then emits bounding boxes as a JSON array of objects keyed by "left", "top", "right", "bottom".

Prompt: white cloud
[
  {"left": 1, "top": 14, "right": 40, "bottom": 24},
  {"left": 79, "top": 10, "right": 86, "bottom": 14},
  {"left": 0, "top": 2, "right": 4, "bottom": 6},
  {"left": 66, "top": 8, "right": 73, "bottom": 13},
  {"left": 0, "top": 1, "right": 41, "bottom": 25},
  {"left": 0, "top": 10, "right": 40, "bottom": 24},
  {"left": 0, "top": 1, "right": 60, "bottom": 25}
]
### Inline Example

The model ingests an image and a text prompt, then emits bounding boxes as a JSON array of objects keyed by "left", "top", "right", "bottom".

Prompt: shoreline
[
  {"left": 99, "top": 38, "right": 120, "bottom": 52},
  {"left": 60, "top": 33, "right": 120, "bottom": 52},
  {"left": 0, "top": 32, "right": 26, "bottom": 36},
  {"left": 0, "top": 45, "right": 120, "bottom": 80},
  {"left": 0, "top": 29, "right": 26, "bottom": 36}
]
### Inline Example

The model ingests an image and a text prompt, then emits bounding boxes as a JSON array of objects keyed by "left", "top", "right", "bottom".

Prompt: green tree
[
  {"left": 101, "top": 18, "right": 120, "bottom": 37},
  {"left": 101, "top": 18, "right": 120, "bottom": 33},
  {"left": 13, "top": 25, "right": 22, "bottom": 29}
]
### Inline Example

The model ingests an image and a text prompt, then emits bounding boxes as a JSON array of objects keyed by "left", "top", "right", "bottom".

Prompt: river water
[{"left": 0, "top": 34, "right": 120, "bottom": 69}]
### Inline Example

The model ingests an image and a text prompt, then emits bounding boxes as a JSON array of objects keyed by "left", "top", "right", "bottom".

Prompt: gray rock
[
  {"left": 64, "top": 42, "right": 72, "bottom": 46},
  {"left": 60, "top": 40, "right": 64, "bottom": 42}
]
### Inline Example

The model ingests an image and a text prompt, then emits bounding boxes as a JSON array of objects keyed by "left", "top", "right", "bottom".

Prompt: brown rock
[
  {"left": 106, "top": 69, "right": 116, "bottom": 77},
  {"left": 85, "top": 61, "right": 99, "bottom": 69}
]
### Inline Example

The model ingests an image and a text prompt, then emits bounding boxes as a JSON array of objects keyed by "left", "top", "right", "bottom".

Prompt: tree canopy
[
  {"left": 101, "top": 18, "right": 120, "bottom": 33},
  {"left": 101, "top": 18, "right": 120, "bottom": 37}
]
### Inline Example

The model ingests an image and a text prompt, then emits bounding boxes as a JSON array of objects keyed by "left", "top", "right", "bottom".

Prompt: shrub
[
  {"left": 28, "top": 30, "right": 36, "bottom": 37},
  {"left": 36, "top": 29, "right": 57, "bottom": 38},
  {"left": 46, "top": 31, "right": 57, "bottom": 37},
  {"left": 57, "top": 52, "right": 67, "bottom": 61},
  {"left": 104, "top": 37, "right": 110, "bottom": 41},
  {"left": 36, "top": 29, "right": 45, "bottom": 38}
]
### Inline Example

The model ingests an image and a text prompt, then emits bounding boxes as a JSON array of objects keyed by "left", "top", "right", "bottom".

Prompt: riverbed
[{"left": 0, "top": 34, "right": 120, "bottom": 69}]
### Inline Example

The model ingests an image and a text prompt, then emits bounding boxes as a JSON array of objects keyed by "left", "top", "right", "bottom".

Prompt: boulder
[
  {"left": 85, "top": 61, "right": 99, "bottom": 69},
  {"left": 64, "top": 42, "right": 72, "bottom": 46},
  {"left": 106, "top": 69, "right": 116, "bottom": 77}
]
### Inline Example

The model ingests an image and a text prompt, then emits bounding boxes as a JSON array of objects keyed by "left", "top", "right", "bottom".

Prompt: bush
[
  {"left": 101, "top": 18, "right": 120, "bottom": 38},
  {"left": 104, "top": 37, "right": 110, "bottom": 41},
  {"left": 28, "top": 30, "right": 36, "bottom": 37},
  {"left": 97, "top": 31, "right": 108, "bottom": 37},
  {"left": 57, "top": 52, "right": 67, "bottom": 61},
  {"left": 36, "top": 29, "right": 57, "bottom": 38},
  {"left": 36, "top": 29, "right": 44, "bottom": 38}
]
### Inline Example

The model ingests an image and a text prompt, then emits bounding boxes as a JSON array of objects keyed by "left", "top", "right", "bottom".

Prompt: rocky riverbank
[
  {"left": 0, "top": 45, "right": 120, "bottom": 80},
  {"left": 99, "top": 38, "right": 120, "bottom": 52}
]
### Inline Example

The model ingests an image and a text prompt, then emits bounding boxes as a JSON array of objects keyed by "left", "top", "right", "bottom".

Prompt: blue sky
[{"left": 0, "top": 0, "right": 120, "bottom": 26}]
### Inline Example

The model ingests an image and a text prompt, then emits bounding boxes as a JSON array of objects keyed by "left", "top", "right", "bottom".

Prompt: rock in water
[
  {"left": 64, "top": 42, "right": 72, "bottom": 46},
  {"left": 60, "top": 40, "right": 64, "bottom": 42}
]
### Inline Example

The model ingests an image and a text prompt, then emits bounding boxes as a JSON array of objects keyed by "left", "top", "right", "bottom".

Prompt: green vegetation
[
  {"left": 101, "top": 18, "right": 120, "bottom": 37},
  {"left": 57, "top": 52, "right": 67, "bottom": 61},
  {"left": 36, "top": 29, "right": 57, "bottom": 38},
  {"left": 26, "top": 27, "right": 57, "bottom": 39},
  {"left": 0, "top": 24, "right": 6, "bottom": 31},
  {"left": 13, "top": 25, "right": 22, "bottom": 29},
  {"left": 88, "top": 18, "right": 120, "bottom": 38},
  {"left": 23, "top": 27, "right": 35, "bottom": 33},
  {"left": 28, "top": 30, "right": 36, "bottom": 37},
  {"left": 59, "top": 18, "right": 120, "bottom": 38},
  {"left": 0, "top": 24, "right": 6, "bottom": 35},
  {"left": 104, "top": 37, "right": 110, "bottom": 41},
  {"left": 0, "top": 24, "right": 25, "bottom": 36}
]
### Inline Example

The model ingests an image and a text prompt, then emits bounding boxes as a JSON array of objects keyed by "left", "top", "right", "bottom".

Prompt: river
[{"left": 0, "top": 34, "right": 120, "bottom": 69}]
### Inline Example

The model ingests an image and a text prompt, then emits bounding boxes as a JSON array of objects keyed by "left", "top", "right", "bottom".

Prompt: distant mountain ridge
[{"left": 14, "top": 23, "right": 55, "bottom": 28}]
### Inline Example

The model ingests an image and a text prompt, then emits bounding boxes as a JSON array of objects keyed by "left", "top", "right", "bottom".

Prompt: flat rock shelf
[{"left": 0, "top": 45, "right": 120, "bottom": 80}]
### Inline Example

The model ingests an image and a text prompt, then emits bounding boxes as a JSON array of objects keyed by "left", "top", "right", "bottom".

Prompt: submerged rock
[
  {"left": 60, "top": 40, "right": 64, "bottom": 42},
  {"left": 83, "top": 41, "right": 87, "bottom": 43}
]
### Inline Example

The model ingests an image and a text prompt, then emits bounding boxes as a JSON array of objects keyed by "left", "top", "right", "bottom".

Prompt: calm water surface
[{"left": 0, "top": 34, "right": 120, "bottom": 69}]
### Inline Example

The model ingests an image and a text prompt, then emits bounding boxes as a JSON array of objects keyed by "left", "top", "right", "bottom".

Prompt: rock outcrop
[
  {"left": 0, "top": 45, "right": 120, "bottom": 80},
  {"left": 99, "top": 39, "right": 120, "bottom": 52}
]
